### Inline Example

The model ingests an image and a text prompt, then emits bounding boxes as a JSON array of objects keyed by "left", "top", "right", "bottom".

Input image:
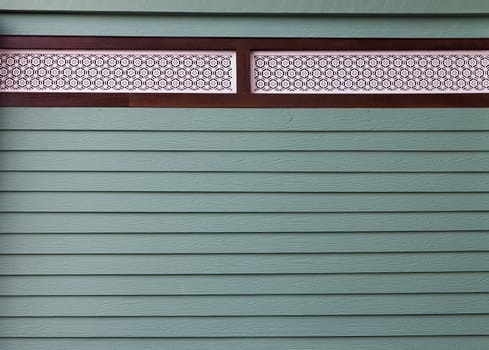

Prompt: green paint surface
[
  {"left": 0, "top": 108, "right": 488, "bottom": 348},
  {"left": 0, "top": 1, "right": 488, "bottom": 346},
  {"left": 0, "top": 13, "right": 488, "bottom": 37},
  {"left": 1, "top": 0, "right": 489, "bottom": 14}
]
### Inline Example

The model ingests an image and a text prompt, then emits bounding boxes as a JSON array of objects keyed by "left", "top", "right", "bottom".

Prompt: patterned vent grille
[
  {"left": 252, "top": 51, "right": 489, "bottom": 94},
  {"left": 0, "top": 50, "right": 236, "bottom": 93}
]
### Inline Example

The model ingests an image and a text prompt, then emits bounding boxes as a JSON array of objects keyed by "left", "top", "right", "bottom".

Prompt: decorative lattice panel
[
  {"left": 252, "top": 51, "right": 489, "bottom": 94},
  {"left": 0, "top": 50, "right": 236, "bottom": 93}
]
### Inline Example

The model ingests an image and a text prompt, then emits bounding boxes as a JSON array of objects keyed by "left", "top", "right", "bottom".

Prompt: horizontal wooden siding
[{"left": 0, "top": 107, "right": 488, "bottom": 349}]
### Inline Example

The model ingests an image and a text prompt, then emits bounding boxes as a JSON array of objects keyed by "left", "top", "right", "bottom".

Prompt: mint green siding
[
  {"left": 1, "top": 13, "right": 488, "bottom": 37},
  {"left": 2, "top": 0, "right": 488, "bottom": 15},
  {"left": 0, "top": 108, "right": 488, "bottom": 349},
  {"left": 0, "top": 3, "right": 489, "bottom": 349}
]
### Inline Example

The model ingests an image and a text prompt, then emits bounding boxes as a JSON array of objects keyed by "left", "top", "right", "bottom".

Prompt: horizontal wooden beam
[{"left": 3, "top": 37, "right": 489, "bottom": 50}]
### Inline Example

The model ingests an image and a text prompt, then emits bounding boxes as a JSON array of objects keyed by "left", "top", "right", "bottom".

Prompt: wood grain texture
[
  {"left": 1, "top": 151, "right": 488, "bottom": 172},
  {"left": 1, "top": 337, "right": 489, "bottom": 350},
  {"left": 4, "top": 37, "right": 489, "bottom": 51},
  {"left": 0, "top": 105, "right": 487, "bottom": 346},
  {"left": 1, "top": 315, "right": 488, "bottom": 337},
  {"left": 1, "top": 1, "right": 489, "bottom": 346},
  {"left": 1, "top": 253, "right": 487, "bottom": 275},
  {"left": 2, "top": 0, "right": 488, "bottom": 15},
  {"left": 0, "top": 192, "right": 487, "bottom": 212},
  {"left": 2, "top": 294, "right": 488, "bottom": 316},
  {"left": 2, "top": 131, "right": 488, "bottom": 151},
  {"left": 2, "top": 172, "right": 488, "bottom": 192},
  {"left": 1, "top": 273, "right": 488, "bottom": 295},
  {"left": 4, "top": 92, "right": 489, "bottom": 108},
  {"left": 1, "top": 108, "right": 487, "bottom": 131},
  {"left": 1, "top": 14, "right": 489, "bottom": 39},
  {"left": 0, "top": 212, "right": 487, "bottom": 233},
  {"left": 1, "top": 232, "right": 487, "bottom": 253}
]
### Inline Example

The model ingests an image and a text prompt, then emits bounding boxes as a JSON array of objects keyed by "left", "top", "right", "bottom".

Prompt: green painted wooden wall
[{"left": 0, "top": 2, "right": 489, "bottom": 349}]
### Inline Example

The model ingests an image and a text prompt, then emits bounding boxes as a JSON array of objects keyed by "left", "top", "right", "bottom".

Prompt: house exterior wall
[{"left": 0, "top": 2, "right": 488, "bottom": 349}]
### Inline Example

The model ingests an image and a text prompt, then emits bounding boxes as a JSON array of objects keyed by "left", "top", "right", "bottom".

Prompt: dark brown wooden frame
[{"left": 1, "top": 36, "right": 489, "bottom": 107}]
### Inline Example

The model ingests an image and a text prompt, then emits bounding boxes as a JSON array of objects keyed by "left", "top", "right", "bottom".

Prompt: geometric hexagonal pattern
[
  {"left": 253, "top": 51, "right": 489, "bottom": 94},
  {"left": 0, "top": 50, "right": 236, "bottom": 93}
]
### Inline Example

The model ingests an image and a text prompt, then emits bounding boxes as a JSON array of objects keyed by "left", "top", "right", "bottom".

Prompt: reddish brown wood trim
[
  {"left": 0, "top": 93, "right": 130, "bottom": 107},
  {"left": 2, "top": 36, "right": 489, "bottom": 51},
  {"left": 1, "top": 36, "right": 489, "bottom": 108},
  {"left": 129, "top": 93, "right": 489, "bottom": 108},
  {"left": 236, "top": 48, "right": 251, "bottom": 96},
  {"left": 3, "top": 92, "right": 487, "bottom": 108}
]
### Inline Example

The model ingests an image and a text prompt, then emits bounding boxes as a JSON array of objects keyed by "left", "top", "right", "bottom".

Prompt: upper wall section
[
  {"left": 0, "top": 14, "right": 488, "bottom": 38},
  {"left": 1, "top": 0, "right": 488, "bottom": 15},
  {"left": 1, "top": 0, "right": 489, "bottom": 38}
]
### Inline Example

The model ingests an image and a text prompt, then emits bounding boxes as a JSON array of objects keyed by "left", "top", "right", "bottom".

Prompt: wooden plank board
[
  {"left": 1, "top": 131, "right": 488, "bottom": 151},
  {"left": 1, "top": 294, "right": 488, "bottom": 316},
  {"left": 1, "top": 232, "right": 487, "bottom": 254},
  {"left": 1, "top": 172, "right": 488, "bottom": 192},
  {"left": 1, "top": 151, "right": 488, "bottom": 172},
  {"left": 0, "top": 212, "right": 486, "bottom": 233},
  {"left": 1, "top": 193, "right": 487, "bottom": 212},
  {"left": 2, "top": 0, "right": 488, "bottom": 15},
  {"left": 1, "top": 337, "right": 489, "bottom": 350},
  {"left": 1, "top": 108, "right": 488, "bottom": 131},
  {"left": 2, "top": 273, "right": 488, "bottom": 295},
  {"left": 1, "top": 253, "right": 487, "bottom": 275},
  {"left": 1, "top": 14, "right": 488, "bottom": 38},
  {"left": 1, "top": 315, "right": 488, "bottom": 337}
]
